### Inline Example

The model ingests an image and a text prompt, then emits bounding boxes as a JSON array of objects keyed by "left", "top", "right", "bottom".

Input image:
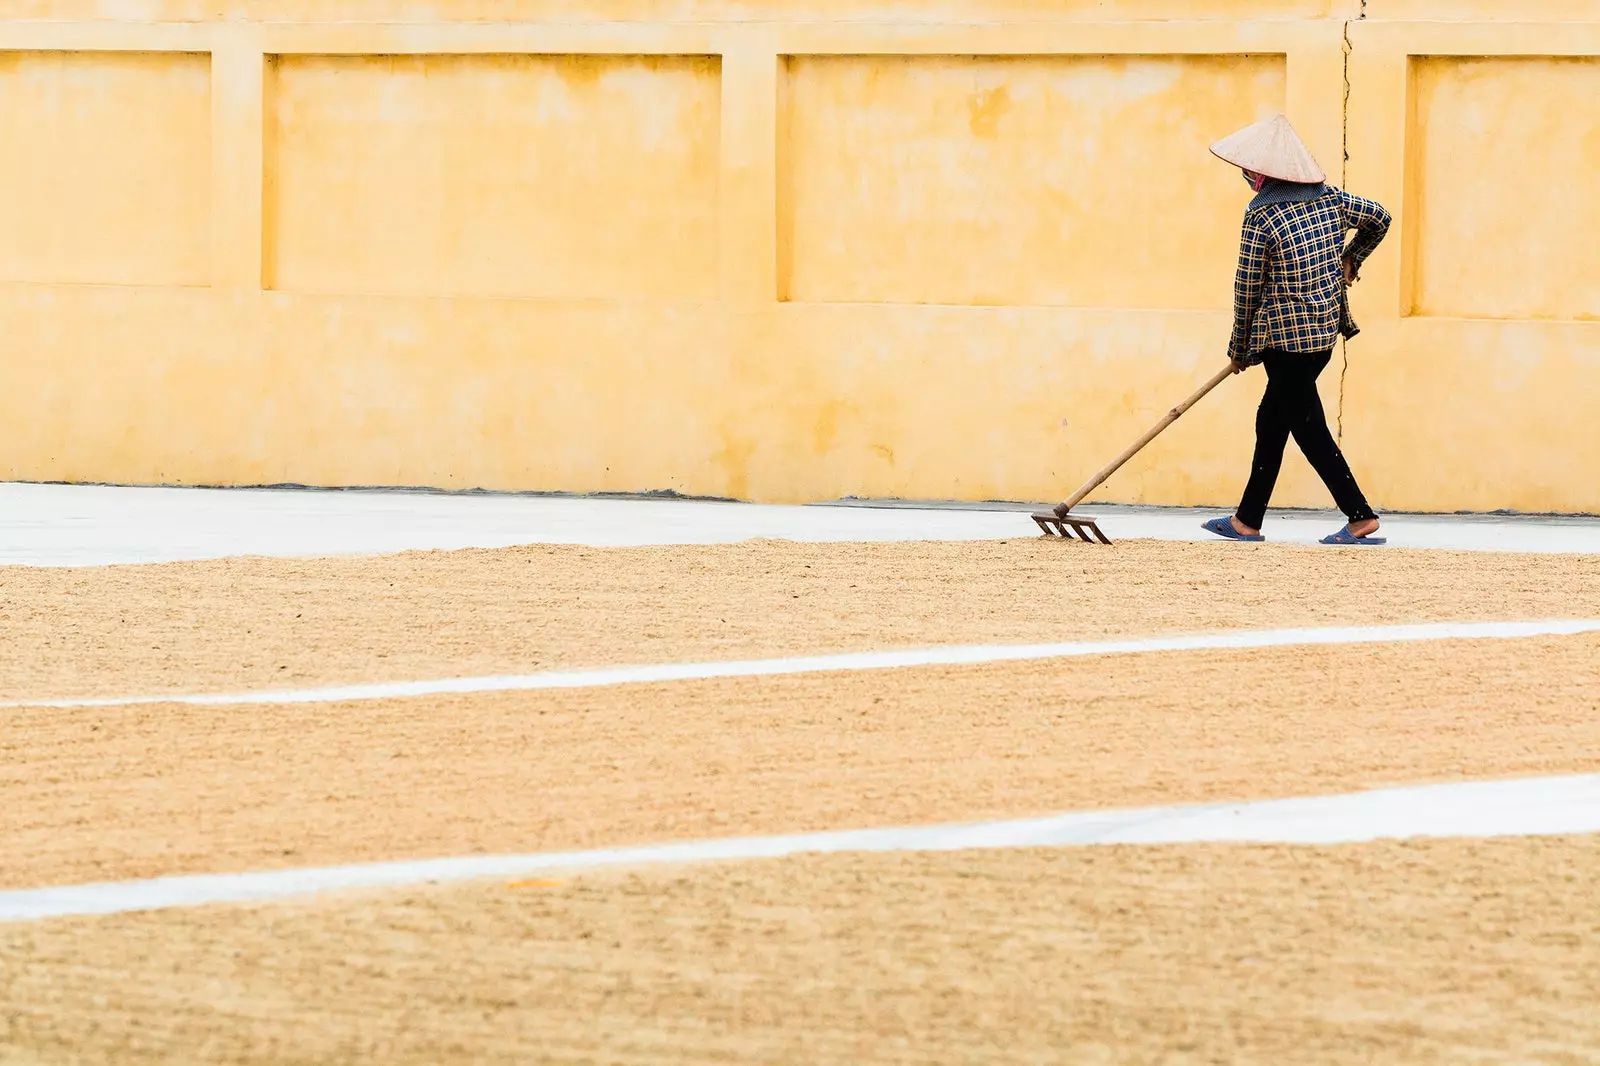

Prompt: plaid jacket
[{"left": 1228, "top": 186, "right": 1391, "bottom": 365}]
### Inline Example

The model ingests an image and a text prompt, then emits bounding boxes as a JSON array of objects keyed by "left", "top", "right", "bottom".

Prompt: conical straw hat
[{"left": 1209, "top": 114, "right": 1325, "bottom": 183}]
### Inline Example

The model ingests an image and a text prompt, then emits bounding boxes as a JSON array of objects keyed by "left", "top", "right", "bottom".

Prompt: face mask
[{"left": 1243, "top": 170, "right": 1266, "bottom": 192}]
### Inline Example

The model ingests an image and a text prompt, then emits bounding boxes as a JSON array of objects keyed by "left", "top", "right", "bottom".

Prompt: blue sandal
[
  {"left": 1202, "top": 517, "right": 1264, "bottom": 542},
  {"left": 1320, "top": 526, "right": 1386, "bottom": 546}
]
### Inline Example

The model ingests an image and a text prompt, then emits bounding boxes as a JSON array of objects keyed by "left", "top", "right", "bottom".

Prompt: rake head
[{"left": 1032, "top": 509, "right": 1112, "bottom": 544}]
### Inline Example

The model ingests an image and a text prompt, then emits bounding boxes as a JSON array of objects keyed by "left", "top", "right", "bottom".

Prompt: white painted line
[
  {"left": 6, "top": 619, "right": 1599, "bottom": 711},
  {"left": 4, "top": 774, "right": 1597, "bottom": 924}
]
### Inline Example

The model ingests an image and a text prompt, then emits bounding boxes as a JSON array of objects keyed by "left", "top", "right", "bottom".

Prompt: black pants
[{"left": 1236, "top": 348, "right": 1376, "bottom": 530}]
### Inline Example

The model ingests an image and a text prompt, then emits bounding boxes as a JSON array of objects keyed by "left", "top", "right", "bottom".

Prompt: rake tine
[{"left": 1031, "top": 511, "right": 1112, "bottom": 544}]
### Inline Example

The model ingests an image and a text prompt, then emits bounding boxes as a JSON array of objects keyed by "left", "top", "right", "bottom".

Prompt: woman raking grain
[{"left": 1201, "top": 114, "right": 1392, "bottom": 547}]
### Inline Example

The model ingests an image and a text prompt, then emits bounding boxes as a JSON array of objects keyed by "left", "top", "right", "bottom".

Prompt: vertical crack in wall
[
  {"left": 1341, "top": 25, "right": 1352, "bottom": 188},
  {"left": 1336, "top": 11, "right": 1357, "bottom": 440}
]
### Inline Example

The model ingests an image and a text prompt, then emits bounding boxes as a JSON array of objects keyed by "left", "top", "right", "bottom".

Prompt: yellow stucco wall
[{"left": 0, "top": 2, "right": 1597, "bottom": 512}]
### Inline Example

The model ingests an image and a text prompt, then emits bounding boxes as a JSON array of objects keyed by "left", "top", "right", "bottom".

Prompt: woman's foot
[
  {"left": 1202, "top": 516, "right": 1264, "bottom": 542},
  {"left": 1230, "top": 516, "right": 1261, "bottom": 538},
  {"left": 1320, "top": 517, "right": 1386, "bottom": 546}
]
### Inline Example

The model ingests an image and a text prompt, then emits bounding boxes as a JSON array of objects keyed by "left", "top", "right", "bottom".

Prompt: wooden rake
[{"left": 1033, "top": 362, "right": 1238, "bottom": 544}]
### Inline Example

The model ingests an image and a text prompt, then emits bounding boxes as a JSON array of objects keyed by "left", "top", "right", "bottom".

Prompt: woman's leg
[
  {"left": 1286, "top": 351, "right": 1378, "bottom": 526},
  {"left": 1235, "top": 349, "right": 1298, "bottom": 530}
]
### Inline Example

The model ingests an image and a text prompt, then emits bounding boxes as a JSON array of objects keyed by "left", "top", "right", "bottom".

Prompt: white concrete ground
[{"left": 3, "top": 482, "right": 1599, "bottom": 565}]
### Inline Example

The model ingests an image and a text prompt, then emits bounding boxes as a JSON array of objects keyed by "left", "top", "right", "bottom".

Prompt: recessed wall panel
[
  {"left": 1408, "top": 57, "right": 1600, "bottom": 320},
  {"left": 0, "top": 51, "right": 211, "bottom": 287},
  {"left": 782, "top": 54, "right": 1286, "bottom": 307},
  {"left": 265, "top": 54, "right": 721, "bottom": 299}
]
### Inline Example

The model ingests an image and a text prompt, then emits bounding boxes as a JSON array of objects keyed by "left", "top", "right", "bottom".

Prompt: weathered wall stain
[{"left": 966, "top": 86, "right": 1011, "bottom": 138}]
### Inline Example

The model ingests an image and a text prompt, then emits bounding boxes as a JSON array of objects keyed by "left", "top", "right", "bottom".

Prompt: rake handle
[{"left": 1058, "top": 362, "right": 1238, "bottom": 513}]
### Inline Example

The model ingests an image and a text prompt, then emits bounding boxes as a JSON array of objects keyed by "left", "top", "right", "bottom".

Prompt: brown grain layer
[
  {"left": 5, "top": 837, "right": 1599, "bottom": 1065},
  {"left": 4, "top": 539, "right": 1599, "bottom": 701},
  {"left": 6, "top": 635, "right": 1598, "bottom": 889}
]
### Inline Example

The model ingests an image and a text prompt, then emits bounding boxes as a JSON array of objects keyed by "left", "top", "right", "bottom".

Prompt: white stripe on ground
[
  {"left": 6, "top": 619, "right": 1600, "bottom": 710},
  {"left": 4, "top": 774, "right": 1598, "bottom": 924}
]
